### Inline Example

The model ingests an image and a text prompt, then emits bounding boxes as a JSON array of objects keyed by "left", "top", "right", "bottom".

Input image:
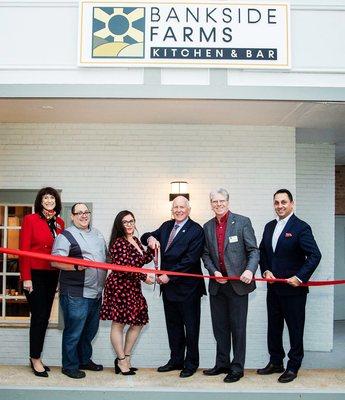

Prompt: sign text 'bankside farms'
[{"left": 79, "top": 1, "right": 290, "bottom": 69}]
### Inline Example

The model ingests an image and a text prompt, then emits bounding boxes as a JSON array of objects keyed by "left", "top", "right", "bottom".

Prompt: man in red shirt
[{"left": 202, "top": 188, "right": 259, "bottom": 383}]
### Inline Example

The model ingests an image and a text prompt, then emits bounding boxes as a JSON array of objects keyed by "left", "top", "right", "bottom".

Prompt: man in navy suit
[
  {"left": 257, "top": 189, "right": 321, "bottom": 383},
  {"left": 141, "top": 196, "right": 206, "bottom": 378}
]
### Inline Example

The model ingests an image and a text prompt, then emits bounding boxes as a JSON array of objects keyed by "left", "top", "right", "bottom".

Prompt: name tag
[{"left": 229, "top": 235, "right": 238, "bottom": 243}]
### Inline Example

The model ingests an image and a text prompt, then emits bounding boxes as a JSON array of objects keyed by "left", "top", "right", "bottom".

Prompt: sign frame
[{"left": 78, "top": 0, "right": 291, "bottom": 69}]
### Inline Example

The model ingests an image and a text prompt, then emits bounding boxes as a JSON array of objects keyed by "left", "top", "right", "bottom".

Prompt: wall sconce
[{"left": 169, "top": 181, "right": 189, "bottom": 201}]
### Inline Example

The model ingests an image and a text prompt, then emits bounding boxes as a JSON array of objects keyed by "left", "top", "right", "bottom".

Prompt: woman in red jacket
[{"left": 20, "top": 187, "right": 64, "bottom": 377}]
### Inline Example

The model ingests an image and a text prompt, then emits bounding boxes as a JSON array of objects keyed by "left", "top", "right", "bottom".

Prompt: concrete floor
[
  {"left": 0, "top": 365, "right": 344, "bottom": 395},
  {"left": 0, "top": 321, "right": 344, "bottom": 399},
  {"left": 304, "top": 320, "right": 345, "bottom": 369}
]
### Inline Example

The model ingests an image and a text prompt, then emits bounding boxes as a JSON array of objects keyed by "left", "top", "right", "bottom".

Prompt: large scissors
[{"left": 153, "top": 247, "right": 159, "bottom": 291}]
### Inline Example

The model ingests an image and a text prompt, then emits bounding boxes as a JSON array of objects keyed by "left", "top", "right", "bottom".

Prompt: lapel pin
[{"left": 285, "top": 232, "right": 292, "bottom": 238}]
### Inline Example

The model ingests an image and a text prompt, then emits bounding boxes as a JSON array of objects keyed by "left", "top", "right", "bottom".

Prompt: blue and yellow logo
[{"left": 92, "top": 7, "right": 145, "bottom": 58}]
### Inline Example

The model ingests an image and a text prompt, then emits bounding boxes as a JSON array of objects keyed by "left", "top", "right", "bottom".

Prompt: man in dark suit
[
  {"left": 257, "top": 189, "right": 321, "bottom": 383},
  {"left": 141, "top": 195, "right": 206, "bottom": 378},
  {"left": 202, "top": 188, "right": 259, "bottom": 383}
]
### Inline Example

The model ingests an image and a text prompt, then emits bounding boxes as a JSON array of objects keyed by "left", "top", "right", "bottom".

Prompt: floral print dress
[{"left": 100, "top": 236, "right": 153, "bottom": 325}]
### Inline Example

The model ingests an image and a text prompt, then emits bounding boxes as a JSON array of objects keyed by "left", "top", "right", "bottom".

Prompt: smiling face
[
  {"left": 41, "top": 194, "right": 56, "bottom": 211},
  {"left": 71, "top": 203, "right": 91, "bottom": 230},
  {"left": 172, "top": 196, "right": 190, "bottom": 223},
  {"left": 210, "top": 192, "right": 229, "bottom": 219},
  {"left": 274, "top": 193, "right": 294, "bottom": 220},
  {"left": 121, "top": 213, "right": 136, "bottom": 237}
]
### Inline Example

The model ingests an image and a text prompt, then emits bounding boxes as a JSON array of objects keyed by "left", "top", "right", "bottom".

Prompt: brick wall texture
[
  {"left": 335, "top": 165, "right": 345, "bottom": 215},
  {"left": 0, "top": 124, "right": 334, "bottom": 367}
]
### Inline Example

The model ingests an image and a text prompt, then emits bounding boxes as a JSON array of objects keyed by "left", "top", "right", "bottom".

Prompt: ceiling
[{"left": 1, "top": 98, "right": 344, "bottom": 163}]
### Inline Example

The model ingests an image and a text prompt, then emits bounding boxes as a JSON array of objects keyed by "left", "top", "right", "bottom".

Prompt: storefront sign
[{"left": 79, "top": 0, "right": 290, "bottom": 68}]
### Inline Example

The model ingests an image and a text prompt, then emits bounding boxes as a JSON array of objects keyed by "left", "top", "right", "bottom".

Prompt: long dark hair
[
  {"left": 34, "top": 187, "right": 62, "bottom": 215},
  {"left": 109, "top": 210, "right": 135, "bottom": 248}
]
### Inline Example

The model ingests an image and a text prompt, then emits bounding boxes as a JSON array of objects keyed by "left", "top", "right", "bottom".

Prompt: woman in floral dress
[{"left": 100, "top": 210, "right": 154, "bottom": 375}]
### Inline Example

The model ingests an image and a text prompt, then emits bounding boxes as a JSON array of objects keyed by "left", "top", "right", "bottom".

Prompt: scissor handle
[{"left": 154, "top": 247, "right": 159, "bottom": 270}]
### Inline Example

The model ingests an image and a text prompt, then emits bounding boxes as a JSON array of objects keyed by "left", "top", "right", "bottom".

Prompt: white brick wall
[
  {"left": 296, "top": 143, "right": 335, "bottom": 351},
  {"left": 0, "top": 124, "right": 333, "bottom": 368}
]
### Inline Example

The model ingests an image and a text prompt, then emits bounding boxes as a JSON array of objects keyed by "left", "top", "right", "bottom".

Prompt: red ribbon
[{"left": 1, "top": 247, "right": 344, "bottom": 286}]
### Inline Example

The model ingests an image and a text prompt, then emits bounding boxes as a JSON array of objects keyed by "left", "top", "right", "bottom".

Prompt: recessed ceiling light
[{"left": 41, "top": 105, "right": 54, "bottom": 110}]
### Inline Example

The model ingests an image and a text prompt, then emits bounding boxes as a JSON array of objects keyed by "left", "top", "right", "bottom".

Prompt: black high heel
[
  {"left": 114, "top": 357, "right": 135, "bottom": 375},
  {"left": 125, "top": 354, "right": 138, "bottom": 372},
  {"left": 30, "top": 359, "right": 48, "bottom": 377}
]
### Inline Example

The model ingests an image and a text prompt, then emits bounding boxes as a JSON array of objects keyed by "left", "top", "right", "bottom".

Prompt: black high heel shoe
[
  {"left": 114, "top": 357, "right": 135, "bottom": 375},
  {"left": 30, "top": 359, "right": 48, "bottom": 378},
  {"left": 125, "top": 354, "right": 138, "bottom": 372}
]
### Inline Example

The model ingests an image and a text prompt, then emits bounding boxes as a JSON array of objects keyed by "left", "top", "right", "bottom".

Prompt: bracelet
[{"left": 74, "top": 265, "right": 79, "bottom": 271}]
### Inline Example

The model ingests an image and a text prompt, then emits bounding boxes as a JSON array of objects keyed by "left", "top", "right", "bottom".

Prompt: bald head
[
  {"left": 172, "top": 196, "right": 190, "bottom": 223},
  {"left": 172, "top": 195, "right": 190, "bottom": 209}
]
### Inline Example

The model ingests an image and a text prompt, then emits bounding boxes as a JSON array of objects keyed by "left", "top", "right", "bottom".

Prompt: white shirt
[
  {"left": 271, "top": 212, "right": 293, "bottom": 252},
  {"left": 265, "top": 212, "right": 301, "bottom": 283},
  {"left": 174, "top": 217, "right": 189, "bottom": 236}
]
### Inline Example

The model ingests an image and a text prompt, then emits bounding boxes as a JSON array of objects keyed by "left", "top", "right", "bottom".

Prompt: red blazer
[{"left": 19, "top": 213, "right": 64, "bottom": 281}]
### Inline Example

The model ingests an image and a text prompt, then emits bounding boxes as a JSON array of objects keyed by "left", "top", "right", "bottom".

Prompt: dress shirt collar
[
  {"left": 174, "top": 217, "right": 189, "bottom": 229},
  {"left": 215, "top": 211, "right": 230, "bottom": 225},
  {"left": 275, "top": 212, "right": 294, "bottom": 224}
]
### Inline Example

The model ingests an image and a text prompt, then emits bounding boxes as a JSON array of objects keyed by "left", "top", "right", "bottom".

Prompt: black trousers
[
  {"left": 210, "top": 282, "right": 248, "bottom": 372},
  {"left": 24, "top": 270, "right": 59, "bottom": 359},
  {"left": 162, "top": 292, "right": 201, "bottom": 371},
  {"left": 267, "top": 289, "right": 307, "bottom": 373}
]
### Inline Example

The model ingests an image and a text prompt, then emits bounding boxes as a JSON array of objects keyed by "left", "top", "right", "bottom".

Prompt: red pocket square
[{"left": 285, "top": 232, "right": 293, "bottom": 238}]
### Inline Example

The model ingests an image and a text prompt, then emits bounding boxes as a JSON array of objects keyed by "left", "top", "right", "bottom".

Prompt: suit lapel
[
  {"left": 210, "top": 219, "right": 218, "bottom": 256},
  {"left": 165, "top": 219, "right": 191, "bottom": 251},
  {"left": 39, "top": 214, "right": 53, "bottom": 238},
  {"left": 267, "top": 220, "right": 277, "bottom": 253},
  {"left": 172, "top": 219, "right": 191, "bottom": 245},
  {"left": 274, "top": 214, "right": 296, "bottom": 253},
  {"left": 163, "top": 220, "right": 175, "bottom": 251},
  {"left": 224, "top": 213, "right": 236, "bottom": 252}
]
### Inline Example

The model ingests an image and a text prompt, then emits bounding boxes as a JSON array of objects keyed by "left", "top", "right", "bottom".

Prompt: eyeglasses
[
  {"left": 211, "top": 200, "right": 227, "bottom": 205},
  {"left": 122, "top": 219, "right": 135, "bottom": 226},
  {"left": 72, "top": 211, "right": 91, "bottom": 217}
]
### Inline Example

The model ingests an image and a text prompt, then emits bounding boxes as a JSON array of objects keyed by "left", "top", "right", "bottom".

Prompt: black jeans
[{"left": 24, "top": 270, "right": 59, "bottom": 359}]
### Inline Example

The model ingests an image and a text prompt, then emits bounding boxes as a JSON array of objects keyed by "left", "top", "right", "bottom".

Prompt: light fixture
[{"left": 169, "top": 181, "right": 189, "bottom": 201}]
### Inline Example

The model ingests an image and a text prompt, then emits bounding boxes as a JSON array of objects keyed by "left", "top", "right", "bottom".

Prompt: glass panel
[
  {"left": 7, "top": 206, "right": 32, "bottom": 227},
  {"left": 0, "top": 206, "right": 4, "bottom": 226},
  {"left": 6, "top": 298, "right": 30, "bottom": 317},
  {"left": 0, "top": 230, "right": 4, "bottom": 272},
  {"left": 7, "top": 229, "right": 20, "bottom": 252},
  {"left": 6, "top": 275, "right": 23, "bottom": 296},
  {"left": 7, "top": 256, "right": 19, "bottom": 273}
]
